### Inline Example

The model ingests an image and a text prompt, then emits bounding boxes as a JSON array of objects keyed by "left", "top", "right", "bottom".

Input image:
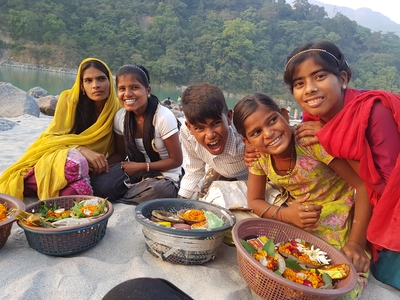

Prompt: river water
[{"left": 0, "top": 65, "right": 241, "bottom": 108}]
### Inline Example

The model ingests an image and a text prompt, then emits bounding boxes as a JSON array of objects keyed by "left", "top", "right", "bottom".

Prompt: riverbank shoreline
[
  {"left": 0, "top": 60, "right": 78, "bottom": 75},
  {"left": 0, "top": 61, "right": 244, "bottom": 102}
]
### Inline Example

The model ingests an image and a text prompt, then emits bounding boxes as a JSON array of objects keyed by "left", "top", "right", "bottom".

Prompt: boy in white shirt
[{"left": 178, "top": 82, "right": 248, "bottom": 199}]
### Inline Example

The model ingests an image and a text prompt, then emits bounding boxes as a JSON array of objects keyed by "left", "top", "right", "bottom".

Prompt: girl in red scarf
[{"left": 286, "top": 41, "right": 400, "bottom": 289}]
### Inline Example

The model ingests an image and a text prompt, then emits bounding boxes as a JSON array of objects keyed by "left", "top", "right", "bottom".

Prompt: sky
[{"left": 316, "top": 0, "right": 399, "bottom": 24}]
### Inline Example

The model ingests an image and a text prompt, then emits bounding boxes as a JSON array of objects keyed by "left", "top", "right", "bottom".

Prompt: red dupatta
[{"left": 317, "top": 90, "right": 400, "bottom": 252}]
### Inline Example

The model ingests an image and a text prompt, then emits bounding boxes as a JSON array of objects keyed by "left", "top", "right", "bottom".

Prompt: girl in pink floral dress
[{"left": 233, "top": 93, "right": 370, "bottom": 299}]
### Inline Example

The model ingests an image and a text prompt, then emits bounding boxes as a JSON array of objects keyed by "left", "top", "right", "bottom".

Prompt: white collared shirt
[{"left": 178, "top": 123, "right": 248, "bottom": 198}]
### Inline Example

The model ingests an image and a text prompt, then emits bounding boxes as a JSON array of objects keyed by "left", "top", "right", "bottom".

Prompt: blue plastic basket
[
  {"left": 135, "top": 198, "right": 236, "bottom": 264},
  {"left": 18, "top": 196, "right": 113, "bottom": 256}
]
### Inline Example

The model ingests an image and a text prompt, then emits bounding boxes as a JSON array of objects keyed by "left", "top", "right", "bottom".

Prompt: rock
[
  {"left": 37, "top": 95, "right": 58, "bottom": 116},
  {"left": 28, "top": 86, "right": 48, "bottom": 98},
  {"left": 169, "top": 102, "right": 181, "bottom": 111},
  {"left": 170, "top": 109, "right": 184, "bottom": 119},
  {"left": 0, "top": 118, "right": 18, "bottom": 131},
  {"left": 0, "top": 82, "right": 40, "bottom": 117}
]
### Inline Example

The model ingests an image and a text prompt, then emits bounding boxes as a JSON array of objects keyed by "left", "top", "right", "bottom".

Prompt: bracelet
[
  {"left": 146, "top": 162, "right": 150, "bottom": 172},
  {"left": 347, "top": 240, "right": 364, "bottom": 248},
  {"left": 270, "top": 206, "right": 282, "bottom": 220},
  {"left": 259, "top": 204, "right": 273, "bottom": 218}
]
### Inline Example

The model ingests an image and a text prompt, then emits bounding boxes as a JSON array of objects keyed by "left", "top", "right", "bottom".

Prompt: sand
[{"left": 0, "top": 114, "right": 399, "bottom": 300}]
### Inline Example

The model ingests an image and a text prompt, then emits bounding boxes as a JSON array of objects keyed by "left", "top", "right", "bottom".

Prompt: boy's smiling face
[{"left": 186, "top": 110, "right": 233, "bottom": 155}]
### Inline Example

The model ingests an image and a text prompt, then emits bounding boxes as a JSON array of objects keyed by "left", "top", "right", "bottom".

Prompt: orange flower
[
  {"left": 0, "top": 203, "right": 7, "bottom": 222},
  {"left": 283, "top": 268, "right": 324, "bottom": 289},
  {"left": 79, "top": 204, "right": 98, "bottom": 217},
  {"left": 46, "top": 209, "right": 71, "bottom": 219},
  {"left": 252, "top": 250, "right": 280, "bottom": 271},
  {"left": 191, "top": 221, "right": 207, "bottom": 227},
  {"left": 181, "top": 209, "right": 206, "bottom": 221},
  {"left": 278, "top": 243, "right": 321, "bottom": 266}
]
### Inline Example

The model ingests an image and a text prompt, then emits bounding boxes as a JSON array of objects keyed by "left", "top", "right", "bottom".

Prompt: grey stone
[
  {"left": 170, "top": 109, "right": 184, "bottom": 119},
  {"left": 0, "top": 82, "right": 40, "bottom": 117},
  {"left": 0, "top": 118, "right": 17, "bottom": 131},
  {"left": 37, "top": 95, "right": 58, "bottom": 116},
  {"left": 28, "top": 86, "right": 48, "bottom": 98}
]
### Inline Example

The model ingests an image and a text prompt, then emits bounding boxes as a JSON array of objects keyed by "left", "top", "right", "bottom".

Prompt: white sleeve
[
  {"left": 178, "top": 124, "right": 206, "bottom": 198},
  {"left": 155, "top": 105, "right": 179, "bottom": 140},
  {"left": 113, "top": 109, "right": 125, "bottom": 136}
]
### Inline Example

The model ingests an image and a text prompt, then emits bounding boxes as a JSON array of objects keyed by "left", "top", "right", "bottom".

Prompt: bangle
[
  {"left": 259, "top": 204, "right": 273, "bottom": 218},
  {"left": 347, "top": 240, "right": 364, "bottom": 248},
  {"left": 270, "top": 206, "right": 282, "bottom": 220},
  {"left": 146, "top": 162, "right": 150, "bottom": 172}
]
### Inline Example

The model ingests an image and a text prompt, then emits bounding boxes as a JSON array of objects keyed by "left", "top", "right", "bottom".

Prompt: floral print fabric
[
  {"left": 24, "top": 148, "right": 92, "bottom": 197},
  {"left": 249, "top": 137, "right": 368, "bottom": 298},
  {"left": 250, "top": 137, "right": 354, "bottom": 248}
]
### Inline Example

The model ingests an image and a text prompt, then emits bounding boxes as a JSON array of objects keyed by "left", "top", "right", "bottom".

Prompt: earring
[
  {"left": 342, "top": 84, "right": 347, "bottom": 89},
  {"left": 148, "top": 94, "right": 150, "bottom": 97},
  {"left": 82, "top": 91, "right": 85, "bottom": 95}
]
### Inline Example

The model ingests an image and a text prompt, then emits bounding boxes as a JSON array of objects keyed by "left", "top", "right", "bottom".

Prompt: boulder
[
  {"left": 0, "top": 83, "right": 40, "bottom": 117},
  {"left": 170, "top": 109, "right": 184, "bottom": 119},
  {"left": 0, "top": 118, "right": 17, "bottom": 131},
  {"left": 169, "top": 101, "right": 181, "bottom": 111},
  {"left": 28, "top": 86, "right": 48, "bottom": 98},
  {"left": 37, "top": 95, "right": 58, "bottom": 116}
]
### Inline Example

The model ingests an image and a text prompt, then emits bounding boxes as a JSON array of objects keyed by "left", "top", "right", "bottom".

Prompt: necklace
[
  {"left": 136, "top": 116, "right": 145, "bottom": 124},
  {"left": 272, "top": 142, "right": 295, "bottom": 174}
]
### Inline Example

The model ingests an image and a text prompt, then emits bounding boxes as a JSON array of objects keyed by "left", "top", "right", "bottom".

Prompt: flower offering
[
  {"left": 0, "top": 203, "right": 7, "bottom": 222},
  {"left": 150, "top": 208, "right": 224, "bottom": 230},
  {"left": 241, "top": 235, "right": 350, "bottom": 289},
  {"left": 12, "top": 198, "right": 108, "bottom": 228}
]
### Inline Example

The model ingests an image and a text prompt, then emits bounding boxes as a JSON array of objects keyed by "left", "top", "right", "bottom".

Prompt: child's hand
[
  {"left": 294, "top": 121, "right": 325, "bottom": 147},
  {"left": 281, "top": 194, "right": 322, "bottom": 229},
  {"left": 120, "top": 161, "right": 144, "bottom": 175},
  {"left": 244, "top": 145, "right": 260, "bottom": 167},
  {"left": 341, "top": 241, "right": 370, "bottom": 273}
]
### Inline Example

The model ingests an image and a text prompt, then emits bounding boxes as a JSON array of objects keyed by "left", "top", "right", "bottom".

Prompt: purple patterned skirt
[{"left": 24, "top": 148, "right": 93, "bottom": 197}]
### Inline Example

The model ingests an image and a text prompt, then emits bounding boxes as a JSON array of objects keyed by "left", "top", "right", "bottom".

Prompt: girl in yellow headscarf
[{"left": 0, "top": 58, "right": 120, "bottom": 200}]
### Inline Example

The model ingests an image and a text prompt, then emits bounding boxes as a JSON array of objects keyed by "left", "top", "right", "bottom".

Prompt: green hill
[{"left": 0, "top": 0, "right": 399, "bottom": 98}]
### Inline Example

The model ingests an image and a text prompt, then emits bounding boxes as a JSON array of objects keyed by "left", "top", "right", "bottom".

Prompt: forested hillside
[{"left": 0, "top": 0, "right": 399, "bottom": 97}]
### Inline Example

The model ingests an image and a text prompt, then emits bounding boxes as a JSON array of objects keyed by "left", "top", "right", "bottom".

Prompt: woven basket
[
  {"left": 18, "top": 196, "right": 113, "bottom": 256},
  {"left": 135, "top": 198, "right": 236, "bottom": 265},
  {"left": 232, "top": 218, "right": 357, "bottom": 300},
  {"left": 0, "top": 193, "right": 26, "bottom": 249}
]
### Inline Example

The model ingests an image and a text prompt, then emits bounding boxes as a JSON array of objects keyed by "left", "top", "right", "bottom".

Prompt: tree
[
  {"left": 42, "top": 13, "right": 66, "bottom": 42},
  {"left": 7, "top": 9, "right": 40, "bottom": 39},
  {"left": 292, "top": 0, "right": 326, "bottom": 21}
]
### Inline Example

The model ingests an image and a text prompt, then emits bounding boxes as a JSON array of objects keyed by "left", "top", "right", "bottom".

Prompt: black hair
[
  {"left": 116, "top": 65, "right": 161, "bottom": 162},
  {"left": 181, "top": 82, "right": 228, "bottom": 125},
  {"left": 233, "top": 93, "right": 280, "bottom": 138},
  {"left": 284, "top": 41, "right": 352, "bottom": 92},
  {"left": 70, "top": 60, "right": 109, "bottom": 134}
]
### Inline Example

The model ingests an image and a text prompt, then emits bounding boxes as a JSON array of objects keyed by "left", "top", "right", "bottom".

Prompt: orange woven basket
[
  {"left": 0, "top": 193, "right": 26, "bottom": 249},
  {"left": 232, "top": 218, "right": 357, "bottom": 300}
]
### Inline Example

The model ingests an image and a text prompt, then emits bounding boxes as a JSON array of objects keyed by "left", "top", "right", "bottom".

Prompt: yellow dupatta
[{"left": 0, "top": 58, "right": 120, "bottom": 200}]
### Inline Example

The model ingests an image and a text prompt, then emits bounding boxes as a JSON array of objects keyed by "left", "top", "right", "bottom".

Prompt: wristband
[
  {"left": 146, "top": 162, "right": 150, "bottom": 172},
  {"left": 259, "top": 204, "right": 273, "bottom": 218},
  {"left": 270, "top": 206, "right": 282, "bottom": 220}
]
